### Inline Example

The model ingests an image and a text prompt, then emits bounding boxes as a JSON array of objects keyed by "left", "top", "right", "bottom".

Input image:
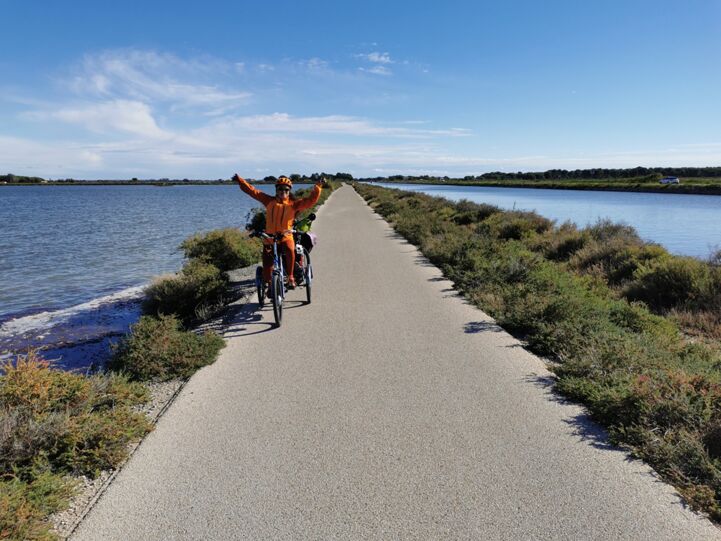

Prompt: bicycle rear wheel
[
  {"left": 255, "top": 266, "right": 265, "bottom": 308},
  {"left": 303, "top": 249, "right": 312, "bottom": 304},
  {"left": 271, "top": 272, "right": 283, "bottom": 327}
]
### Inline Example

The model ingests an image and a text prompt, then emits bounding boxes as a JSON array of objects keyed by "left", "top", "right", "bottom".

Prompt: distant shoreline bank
[
  {"left": 2, "top": 180, "right": 237, "bottom": 186},
  {"left": 366, "top": 180, "right": 721, "bottom": 196},
  {"left": 0, "top": 180, "right": 312, "bottom": 187}
]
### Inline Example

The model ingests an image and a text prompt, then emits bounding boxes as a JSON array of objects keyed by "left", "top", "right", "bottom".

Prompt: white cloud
[
  {"left": 203, "top": 113, "right": 472, "bottom": 138},
  {"left": 359, "top": 65, "right": 392, "bottom": 76},
  {"left": 0, "top": 136, "right": 106, "bottom": 174},
  {"left": 303, "top": 57, "right": 329, "bottom": 70},
  {"left": 4, "top": 124, "right": 721, "bottom": 179},
  {"left": 357, "top": 52, "right": 393, "bottom": 64},
  {"left": 68, "top": 50, "right": 251, "bottom": 110},
  {"left": 355, "top": 51, "right": 396, "bottom": 75},
  {"left": 31, "top": 100, "right": 168, "bottom": 139}
]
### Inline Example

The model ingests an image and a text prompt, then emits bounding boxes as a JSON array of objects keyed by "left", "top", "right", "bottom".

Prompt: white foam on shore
[{"left": 0, "top": 285, "right": 146, "bottom": 338}]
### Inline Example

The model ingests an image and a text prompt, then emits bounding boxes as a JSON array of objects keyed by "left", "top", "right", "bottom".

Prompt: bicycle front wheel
[{"left": 271, "top": 273, "right": 283, "bottom": 327}]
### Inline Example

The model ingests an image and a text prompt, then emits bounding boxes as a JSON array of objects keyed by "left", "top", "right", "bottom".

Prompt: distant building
[{"left": 659, "top": 176, "right": 680, "bottom": 185}]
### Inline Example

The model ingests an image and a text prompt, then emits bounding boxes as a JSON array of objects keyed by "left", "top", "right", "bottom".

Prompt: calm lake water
[
  {"left": 0, "top": 184, "right": 281, "bottom": 319},
  {"left": 378, "top": 183, "right": 721, "bottom": 259},
  {"left": 0, "top": 184, "right": 280, "bottom": 368}
]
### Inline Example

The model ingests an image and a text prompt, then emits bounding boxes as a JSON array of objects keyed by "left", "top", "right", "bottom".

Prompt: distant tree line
[
  {"left": 474, "top": 167, "right": 721, "bottom": 180},
  {"left": 359, "top": 167, "right": 721, "bottom": 183},
  {"left": 1, "top": 173, "right": 45, "bottom": 183},
  {"left": 1, "top": 172, "right": 357, "bottom": 185},
  {"left": 262, "top": 172, "right": 354, "bottom": 183}
]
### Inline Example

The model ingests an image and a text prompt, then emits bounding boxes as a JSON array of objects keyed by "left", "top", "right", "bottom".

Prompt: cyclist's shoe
[{"left": 286, "top": 276, "right": 296, "bottom": 290}]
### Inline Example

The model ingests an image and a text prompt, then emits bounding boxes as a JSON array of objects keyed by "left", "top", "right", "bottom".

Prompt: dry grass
[{"left": 0, "top": 350, "right": 152, "bottom": 540}]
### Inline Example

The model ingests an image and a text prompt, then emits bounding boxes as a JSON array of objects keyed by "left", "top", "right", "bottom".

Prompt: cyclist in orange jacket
[{"left": 233, "top": 174, "right": 322, "bottom": 288}]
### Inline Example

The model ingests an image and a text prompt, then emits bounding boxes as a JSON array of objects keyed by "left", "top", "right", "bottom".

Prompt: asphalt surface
[{"left": 72, "top": 185, "right": 720, "bottom": 540}]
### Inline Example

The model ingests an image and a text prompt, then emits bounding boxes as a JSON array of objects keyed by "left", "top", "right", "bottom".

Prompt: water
[
  {"left": 378, "top": 183, "right": 721, "bottom": 259},
  {"left": 0, "top": 184, "right": 281, "bottom": 369}
]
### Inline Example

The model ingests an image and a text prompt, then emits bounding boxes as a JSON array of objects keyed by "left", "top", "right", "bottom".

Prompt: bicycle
[
  {"left": 292, "top": 227, "right": 314, "bottom": 305},
  {"left": 252, "top": 213, "right": 315, "bottom": 327},
  {"left": 254, "top": 231, "right": 287, "bottom": 327}
]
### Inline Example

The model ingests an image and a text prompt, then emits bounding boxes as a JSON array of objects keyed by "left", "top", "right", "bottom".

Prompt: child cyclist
[{"left": 233, "top": 174, "right": 322, "bottom": 289}]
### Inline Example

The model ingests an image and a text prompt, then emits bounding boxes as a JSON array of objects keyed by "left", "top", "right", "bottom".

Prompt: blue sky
[{"left": 2, "top": 0, "right": 720, "bottom": 179}]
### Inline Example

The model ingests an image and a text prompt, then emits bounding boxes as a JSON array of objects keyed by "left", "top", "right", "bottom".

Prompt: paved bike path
[{"left": 72, "top": 185, "right": 719, "bottom": 540}]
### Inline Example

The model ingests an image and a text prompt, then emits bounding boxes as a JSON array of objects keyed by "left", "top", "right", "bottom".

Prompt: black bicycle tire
[
  {"left": 255, "top": 266, "right": 265, "bottom": 308},
  {"left": 271, "top": 273, "right": 283, "bottom": 327},
  {"left": 304, "top": 249, "right": 312, "bottom": 304}
]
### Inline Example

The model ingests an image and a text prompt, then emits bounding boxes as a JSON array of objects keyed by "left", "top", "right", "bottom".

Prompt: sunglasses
[{"left": 276, "top": 187, "right": 290, "bottom": 192}]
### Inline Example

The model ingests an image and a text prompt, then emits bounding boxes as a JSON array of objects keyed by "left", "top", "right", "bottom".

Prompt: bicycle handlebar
[
  {"left": 249, "top": 213, "right": 316, "bottom": 241},
  {"left": 251, "top": 231, "right": 284, "bottom": 241}
]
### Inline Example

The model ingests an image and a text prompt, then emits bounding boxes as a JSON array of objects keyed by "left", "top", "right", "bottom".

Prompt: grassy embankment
[
  {"left": 355, "top": 183, "right": 721, "bottom": 521},
  {"left": 0, "top": 181, "right": 337, "bottom": 540},
  {"left": 372, "top": 177, "right": 721, "bottom": 195}
]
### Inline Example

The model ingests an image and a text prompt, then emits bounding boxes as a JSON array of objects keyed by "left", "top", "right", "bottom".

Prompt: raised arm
[
  {"left": 293, "top": 180, "right": 323, "bottom": 213},
  {"left": 233, "top": 174, "right": 274, "bottom": 206}
]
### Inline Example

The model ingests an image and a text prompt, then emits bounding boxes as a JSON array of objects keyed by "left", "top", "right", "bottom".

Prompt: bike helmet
[{"left": 276, "top": 176, "right": 293, "bottom": 189}]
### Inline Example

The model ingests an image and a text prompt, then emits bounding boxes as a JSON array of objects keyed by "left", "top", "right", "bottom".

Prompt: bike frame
[{"left": 259, "top": 232, "right": 286, "bottom": 295}]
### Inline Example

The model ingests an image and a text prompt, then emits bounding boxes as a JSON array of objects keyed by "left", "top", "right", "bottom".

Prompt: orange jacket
[{"left": 237, "top": 178, "right": 322, "bottom": 238}]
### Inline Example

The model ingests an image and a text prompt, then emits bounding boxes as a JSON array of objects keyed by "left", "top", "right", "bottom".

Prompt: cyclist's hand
[{"left": 233, "top": 173, "right": 244, "bottom": 184}]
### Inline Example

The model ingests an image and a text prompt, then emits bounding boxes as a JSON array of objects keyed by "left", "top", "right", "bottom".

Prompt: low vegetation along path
[{"left": 72, "top": 185, "right": 720, "bottom": 540}]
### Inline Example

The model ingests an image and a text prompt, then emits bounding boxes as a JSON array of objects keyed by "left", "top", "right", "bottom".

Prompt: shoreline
[
  {"left": 0, "top": 288, "right": 146, "bottom": 373},
  {"left": 49, "top": 265, "right": 258, "bottom": 538},
  {"left": 365, "top": 180, "right": 721, "bottom": 196},
  {"left": 0, "top": 181, "right": 313, "bottom": 187}
]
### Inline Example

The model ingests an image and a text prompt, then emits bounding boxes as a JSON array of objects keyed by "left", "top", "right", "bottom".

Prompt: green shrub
[
  {"left": 0, "top": 351, "right": 150, "bottom": 478},
  {"left": 530, "top": 222, "right": 589, "bottom": 261},
  {"left": 480, "top": 210, "right": 553, "bottom": 240},
  {"left": 494, "top": 261, "right": 613, "bottom": 357},
  {"left": 570, "top": 239, "right": 668, "bottom": 286},
  {"left": 626, "top": 256, "right": 712, "bottom": 310},
  {"left": 246, "top": 208, "right": 265, "bottom": 233},
  {"left": 395, "top": 211, "right": 453, "bottom": 248},
  {"left": 585, "top": 218, "right": 641, "bottom": 244},
  {"left": 632, "top": 370, "right": 721, "bottom": 431},
  {"left": 0, "top": 351, "right": 151, "bottom": 540},
  {"left": 421, "top": 232, "right": 479, "bottom": 271},
  {"left": 698, "top": 265, "right": 721, "bottom": 313},
  {"left": 110, "top": 315, "right": 225, "bottom": 381},
  {"left": 704, "top": 421, "right": 721, "bottom": 460},
  {"left": 144, "top": 259, "right": 228, "bottom": 323},
  {"left": 607, "top": 300, "right": 680, "bottom": 346},
  {"left": 629, "top": 425, "right": 721, "bottom": 521},
  {"left": 452, "top": 199, "right": 500, "bottom": 225},
  {"left": 180, "top": 228, "right": 260, "bottom": 271},
  {"left": 0, "top": 473, "right": 75, "bottom": 541}
]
